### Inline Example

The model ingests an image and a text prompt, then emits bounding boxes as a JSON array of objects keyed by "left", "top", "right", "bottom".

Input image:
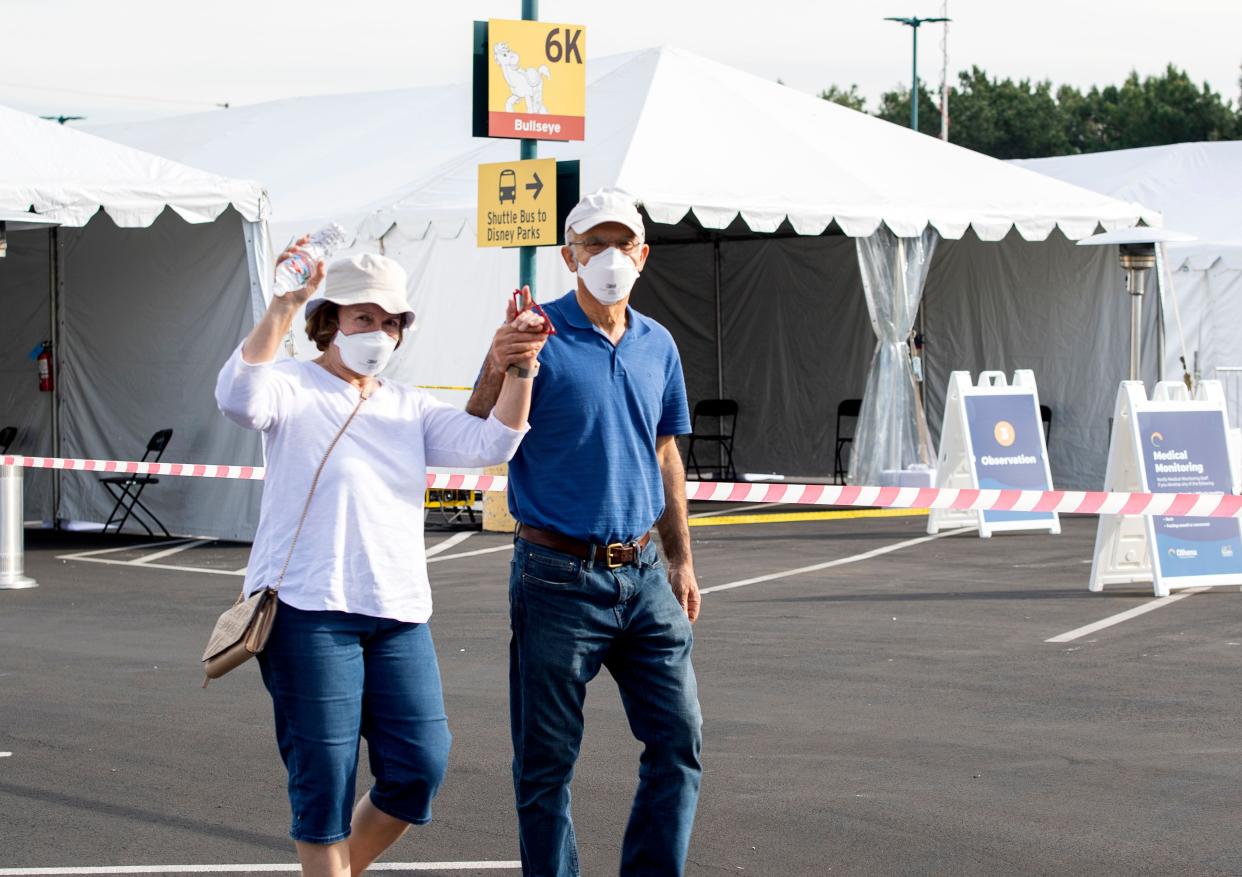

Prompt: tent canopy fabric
[
  {"left": 90, "top": 48, "right": 1157, "bottom": 244},
  {"left": 82, "top": 50, "right": 1163, "bottom": 492},
  {"left": 1013, "top": 142, "right": 1242, "bottom": 270},
  {"left": 1, "top": 104, "right": 269, "bottom": 539},
  {"left": 0, "top": 104, "right": 267, "bottom": 228},
  {"left": 366, "top": 47, "right": 1158, "bottom": 243}
]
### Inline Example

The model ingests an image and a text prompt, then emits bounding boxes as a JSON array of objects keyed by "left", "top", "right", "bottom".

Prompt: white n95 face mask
[
  {"left": 575, "top": 247, "right": 641, "bottom": 305},
  {"left": 333, "top": 329, "right": 397, "bottom": 376}
]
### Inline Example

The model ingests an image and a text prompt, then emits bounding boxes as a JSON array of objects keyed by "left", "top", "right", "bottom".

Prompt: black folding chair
[
  {"left": 1040, "top": 404, "right": 1052, "bottom": 446},
  {"left": 424, "top": 488, "right": 481, "bottom": 530},
  {"left": 686, "top": 399, "right": 739, "bottom": 481},
  {"left": 833, "top": 398, "right": 862, "bottom": 484},
  {"left": 0, "top": 426, "right": 15, "bottom": 454},
  {"left": 100, "top": 429, "right": 173, "bottom": 537}
]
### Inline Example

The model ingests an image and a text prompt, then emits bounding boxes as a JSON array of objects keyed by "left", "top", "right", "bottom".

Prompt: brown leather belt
[{"left": 516, "top": 523, "right": 651, "bottom": 569}]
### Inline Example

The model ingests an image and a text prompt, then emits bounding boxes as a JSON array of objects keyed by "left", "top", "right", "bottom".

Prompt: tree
[
  {"left": 822, "top": 63, "right": 1241, "bottom": 159},
  {"left": 819, "top": 83, "right": 867, "bottom": 113},
  {"left": 946, "top": 66, "right": 1071, "bottom": 159},
  {"left": 873, "top": 82, "right": 940, "bottom": 136},
  {"left": 1085, "top": 66, "right": 1238, "bottom": 150}
]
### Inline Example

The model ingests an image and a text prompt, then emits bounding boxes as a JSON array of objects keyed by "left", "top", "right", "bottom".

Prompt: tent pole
[
  {"left": 713, "top": 237, "right": 723, "bottom": 400},
  {"left": 1154, "top": 244, "right": 1166, "bottom": 383},
  {"left": 49, "top": 227, "right": 61, "bottom": 528},
  {"left": 713, "top": 237, "right": 724, "bottom": 475}
]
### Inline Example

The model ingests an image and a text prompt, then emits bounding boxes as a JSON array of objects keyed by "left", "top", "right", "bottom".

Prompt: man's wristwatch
[{"left": 506, "top": 361, "right": 540, "bottom": 380}]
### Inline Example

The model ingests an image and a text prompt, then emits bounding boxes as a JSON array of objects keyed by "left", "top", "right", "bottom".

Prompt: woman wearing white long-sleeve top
[{"left": 215, "top": 242, "right": 546, "bottom": 877}]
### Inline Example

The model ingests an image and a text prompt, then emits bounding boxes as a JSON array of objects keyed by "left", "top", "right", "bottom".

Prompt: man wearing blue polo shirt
[{"left": 467, "top": 188, "right": 702, "bottom": 877}]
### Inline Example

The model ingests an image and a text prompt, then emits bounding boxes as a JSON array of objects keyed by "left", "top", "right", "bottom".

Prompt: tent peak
[{"left": 0, "top": 103, "right": 267, "bottom": 228}]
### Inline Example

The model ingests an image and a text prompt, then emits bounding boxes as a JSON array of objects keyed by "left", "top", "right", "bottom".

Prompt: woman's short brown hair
[
  {"left": 305, "top": 302, "right": 404, "bottom": 351},
  {"left": 305, "top": 303, "right": 339, "bottom": 352}
]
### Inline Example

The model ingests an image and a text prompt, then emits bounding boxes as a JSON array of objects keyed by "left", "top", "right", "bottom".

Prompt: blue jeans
[
  {"left": 508, "top": 537, "right": 703, "bottom": 877},
  {"left": 257, "top": 600, "right": 452, "bottom": 844}
]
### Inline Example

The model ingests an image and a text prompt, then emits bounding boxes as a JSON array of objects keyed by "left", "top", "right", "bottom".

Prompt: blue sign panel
[
  {"left": 965, "top": 394, "right": 1054, "bottom": 525},
  {"left": 1136, "top": 409, "right": 1242, "bottom": 580}
]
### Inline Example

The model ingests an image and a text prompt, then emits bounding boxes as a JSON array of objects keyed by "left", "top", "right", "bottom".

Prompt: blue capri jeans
[{"left": 256, "top": 599, "right": 452, "bottom": 844}]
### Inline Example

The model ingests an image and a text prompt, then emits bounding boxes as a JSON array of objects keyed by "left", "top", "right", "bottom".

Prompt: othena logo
[{"left": 1150, "top": 431, "right": 1165, "bottom": 447}]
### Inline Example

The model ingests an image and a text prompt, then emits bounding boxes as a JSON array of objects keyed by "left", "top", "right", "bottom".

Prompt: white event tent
[
  {"left": 0, "top": 104, "right": 270, "bottom": 539},
  {"left": 1014, "top": 142, "right": 1242, "bottom": 424},
  {"left": 92, "top": 47, "right": 1159, "bottom": 495}
]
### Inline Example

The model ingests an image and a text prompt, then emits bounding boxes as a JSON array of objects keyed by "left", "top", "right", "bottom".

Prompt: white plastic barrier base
[{"left": 0, "top": 466, "right": 37, "bottom": 589}]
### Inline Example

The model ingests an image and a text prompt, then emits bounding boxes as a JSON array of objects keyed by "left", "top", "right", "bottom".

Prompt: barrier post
[{"left": 0, "top": 465, "right": 38, "bottom": 589}]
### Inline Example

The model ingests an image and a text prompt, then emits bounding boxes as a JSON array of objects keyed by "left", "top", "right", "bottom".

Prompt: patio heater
[{"left": 1077, "top": 227, "right": 1196, "bottom": 382}]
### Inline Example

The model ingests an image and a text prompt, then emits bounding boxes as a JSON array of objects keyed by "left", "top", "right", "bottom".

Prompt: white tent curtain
[{"left": 849, "top": 226, "right": 938, "bottom": 484}]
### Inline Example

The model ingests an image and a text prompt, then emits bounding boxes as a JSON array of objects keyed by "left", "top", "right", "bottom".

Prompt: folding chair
[
  {"left": 833, "top": 398, "right": 862, "bottom": 484},
  {"left": 100, "top": 429, "right": 173, "bottom": 537},
  {"left": 0, "top": 426, "right": 15, "bottom": 454},
  {"left": 686, "top": 399, "right": 739, "bottom": 481},
  {"left": 1040, "top": 404, "right": 1052, "bottom": 446},
  {"left": 424, "top": 488, "right": 481, "bottom": 530}
]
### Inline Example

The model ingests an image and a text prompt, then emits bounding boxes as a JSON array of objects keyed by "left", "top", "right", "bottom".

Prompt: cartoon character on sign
[{"left": 494, "top": 41, "right": 550, "bottom": 114}]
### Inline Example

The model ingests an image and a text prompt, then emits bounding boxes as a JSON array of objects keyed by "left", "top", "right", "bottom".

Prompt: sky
[{"left": 1, "top": 0, "right": 1239, "bottom": 126}]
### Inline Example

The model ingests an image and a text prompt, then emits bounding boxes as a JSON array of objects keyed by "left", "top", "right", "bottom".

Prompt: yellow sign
[
  {"left": 477, "top": 158, "right": 558, "bottom": 248},
  {"left": 487, "top": 19, "right": 586, "bottom": 141}
]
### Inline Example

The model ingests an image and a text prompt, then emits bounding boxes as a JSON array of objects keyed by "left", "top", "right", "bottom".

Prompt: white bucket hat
[
  {"left": 304, "top": 253, "right": 415, "bottom": 329},
  {"left": 564, "top": 188, "right": 645, "bottom": 241}
]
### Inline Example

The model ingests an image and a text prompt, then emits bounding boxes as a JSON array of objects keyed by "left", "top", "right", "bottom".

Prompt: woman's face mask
[
  {"left": 574, "top": 247, "right": 641, "bottom": 305},
  {"left": 332, "top": 329, "right": 397, "bottom": 376}
]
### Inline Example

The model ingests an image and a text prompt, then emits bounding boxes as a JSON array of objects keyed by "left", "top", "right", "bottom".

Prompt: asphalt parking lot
[{"left": 2, "top": 508, "right": 1240, "bottom": 876}]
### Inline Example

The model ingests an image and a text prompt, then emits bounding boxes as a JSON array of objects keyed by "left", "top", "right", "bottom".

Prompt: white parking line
[
  {"left": 57, "top": 532, "right": 498, "bottom": 576},
  {"left": 0, "top": 863, "right": 521, "bottom": 875},
  {"left": 131, "top": 539, "right": 212, "bottom": 565},
  {"left": 60, "top": 556, "right": 244, "bottom": 577},
  {"left": 427, "top": 543, "right": 512, "bottom": 563},
  {"left": 701, "top": 529, "right": 969, "bottom": 595},
  {"left": 1045, "top": 587, "right": 1210, "bottom": 643},
  {"left": 58, "top": 538, "right": 197, "bottom": 561},
  {"left": 426, "top": 531, "right": 475, "bottom": 557}
]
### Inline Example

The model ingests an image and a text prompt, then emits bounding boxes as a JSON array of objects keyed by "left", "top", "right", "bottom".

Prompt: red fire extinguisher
[{"left": 37, "top": 341, "right": 53, "bottom": 393}]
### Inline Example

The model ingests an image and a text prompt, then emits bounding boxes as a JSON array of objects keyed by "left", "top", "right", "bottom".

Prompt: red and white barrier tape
[
  {"left": 0, "top": 455, "right": 505, "bottom": 491},
  {"left": 682, "top": 481, "right": 1242, "bottom": 519},
  {"left": 5, "top": 454, "right": 1242, "bottom": 519}
]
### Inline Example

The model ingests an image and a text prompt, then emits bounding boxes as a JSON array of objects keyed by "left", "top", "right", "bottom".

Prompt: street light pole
[{"left": 884, "top": 16, "right": 949, "bottom": 132}]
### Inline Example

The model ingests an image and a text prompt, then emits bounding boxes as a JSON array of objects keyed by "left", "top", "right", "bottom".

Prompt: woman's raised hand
[{"left": 274, "top": 235, "right": 326, "bottom": 307}]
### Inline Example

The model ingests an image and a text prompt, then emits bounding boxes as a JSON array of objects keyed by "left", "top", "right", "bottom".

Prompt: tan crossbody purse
[{"left": 201, "top": 391, "right": 369, "bottom": 687}]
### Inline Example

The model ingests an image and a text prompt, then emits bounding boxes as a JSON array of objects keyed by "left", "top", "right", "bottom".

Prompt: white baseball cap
[
  {"left": 564, "top": 188, "right": 645, "bottom": 241},
  {"left": 305, "top": 253, "right": 415, "bottom": 329}
]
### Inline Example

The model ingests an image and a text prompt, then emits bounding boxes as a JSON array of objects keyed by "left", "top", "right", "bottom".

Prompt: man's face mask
[{"left": 575, "top": 246, "right": 641, "bottom": 305}]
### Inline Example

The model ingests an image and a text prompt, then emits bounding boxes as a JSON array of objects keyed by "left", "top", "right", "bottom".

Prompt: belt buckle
[{"left": 604, "top": 542, "right": 628, "bottom": 569}]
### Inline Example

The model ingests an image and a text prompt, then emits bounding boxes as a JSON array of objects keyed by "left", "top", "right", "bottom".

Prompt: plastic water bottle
[{"left": 272, "top": 223, "right": 348, "bottom": 296}]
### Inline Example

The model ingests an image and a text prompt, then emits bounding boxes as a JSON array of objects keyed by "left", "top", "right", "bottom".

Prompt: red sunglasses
[{"left": 513, "top": 290, "right": 556, "bottom": 335}]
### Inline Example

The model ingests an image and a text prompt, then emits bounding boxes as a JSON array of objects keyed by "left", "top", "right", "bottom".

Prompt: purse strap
[{"left": 270, "top": 389, "right": 369, "bottom": 593}]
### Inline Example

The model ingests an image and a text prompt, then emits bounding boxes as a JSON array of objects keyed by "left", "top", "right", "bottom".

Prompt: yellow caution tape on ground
[{"left": 688, "top": 508, "right": 929, "bottom": 528}]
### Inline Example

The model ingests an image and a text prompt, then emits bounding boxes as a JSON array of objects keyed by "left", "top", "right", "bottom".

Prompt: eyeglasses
[{"left": 569, "top": 238, "right": 643, "bottom": 256}]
